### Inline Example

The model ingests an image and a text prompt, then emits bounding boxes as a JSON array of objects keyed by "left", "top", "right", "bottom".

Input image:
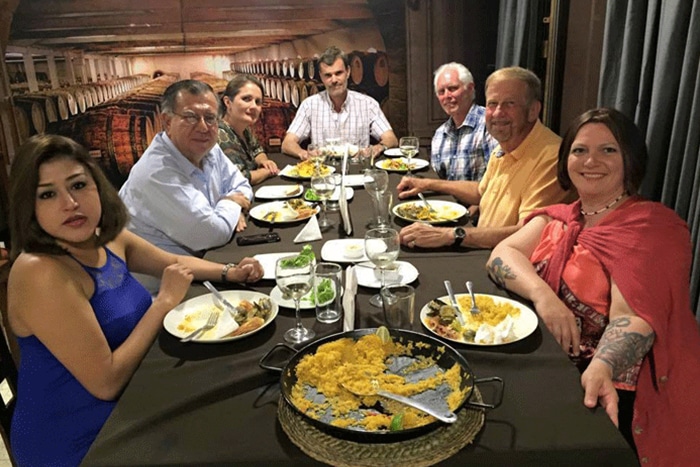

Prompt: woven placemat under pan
[{"left": 278, "top": 387, "right": 485, "bottom": 467}]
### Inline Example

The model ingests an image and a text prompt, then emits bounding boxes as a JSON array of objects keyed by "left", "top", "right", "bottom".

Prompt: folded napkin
[
  {"left": 293, "top": 215, "right": 323, "bottom": 243},
  {"left": 338, "top": 150, "right": 353, "bottom": 234},
  {"left": 343, "top": 266, "right": 358, "bottom": 331}
]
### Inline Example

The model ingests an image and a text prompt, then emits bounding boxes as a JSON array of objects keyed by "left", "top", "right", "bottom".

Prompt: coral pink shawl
[{"left": 527, "top": 197, "right": 700, "bottom": 465}]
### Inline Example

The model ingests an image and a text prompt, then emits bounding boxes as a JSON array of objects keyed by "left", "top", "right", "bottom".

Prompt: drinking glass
[
  {"left": 399, "top": 136, "right": 419, "bottom": 176},
  {"left": 381, "top": 284, "right": 415, "bottom": 329},
  {"left": 307, "top": 143, "right": 325, "bottom": 175},
  {"left": 275, "top": 255, "right": 316, "bottom": 344},
  {"left": 326, "top": 173, "right": 342, "bottom": 212},
  {"left": 363, "top": 169, "right": 389, "bottom": 228},
  {"left": 357, "top": 145, "right": 374, "bottom": 170},
  {"left": 364, "top": 227, "right": 400, "bottom": 307},
  {"left": 313, "top": 263, "right": 343, "bottom": 323},
  {"left": 310, "top": 173, "right": 336, "bottom": 229},
  {"left": 374, "top": 191, "right": 393, "bottom": 227},
  {"left": 346, "top": 139, "right": 361, "bottom": 165}
]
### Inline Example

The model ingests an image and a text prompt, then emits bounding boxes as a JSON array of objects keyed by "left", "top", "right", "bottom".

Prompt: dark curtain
[
  {"left": 599, "top": 0, "right": 700, "bottom": 318},
  {"left": 495, "top": 0, "right": 546, "bottom": 71}
]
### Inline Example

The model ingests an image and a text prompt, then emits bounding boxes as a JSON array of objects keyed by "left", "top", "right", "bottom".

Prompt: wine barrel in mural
[{"left": 51, "top": 110, "right": 154, "bottom": 188}]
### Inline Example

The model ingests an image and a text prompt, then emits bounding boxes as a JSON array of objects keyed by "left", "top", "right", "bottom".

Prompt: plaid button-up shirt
[
  {"left": 286, "top": 90, "right": 392, "bottom": 146},
  {"left": 431, "top": 104, "right": 496, "bottom": 181}
]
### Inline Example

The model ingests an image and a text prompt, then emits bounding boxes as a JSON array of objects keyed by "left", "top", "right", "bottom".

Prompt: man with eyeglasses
[
  {"left": 397, "top": 67, "right": 575, "bottom": 250},
  {"left": 120, "top": 80, "right": 254, "bottom": 265}
]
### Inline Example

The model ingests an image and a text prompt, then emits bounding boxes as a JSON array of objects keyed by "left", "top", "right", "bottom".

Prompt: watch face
[{"left": 453, "top": 227, "right": 466, "bottom": 246}]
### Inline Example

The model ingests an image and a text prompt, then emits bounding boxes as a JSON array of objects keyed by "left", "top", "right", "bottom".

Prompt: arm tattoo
[
  {"left": 487, "top": 257, "right": 516, "bottom": 288},
  {"left": 594, "top": 317, "right": 655, "bottom": 378}
]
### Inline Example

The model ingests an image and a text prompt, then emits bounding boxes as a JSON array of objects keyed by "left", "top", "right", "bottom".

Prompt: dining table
[{"left": 82, "top": 151, "right": 638, "bottom": 466}]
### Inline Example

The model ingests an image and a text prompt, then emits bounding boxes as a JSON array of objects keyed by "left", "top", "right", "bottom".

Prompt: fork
[
  {"left": 417, "top": 192, "right": 437, "bottom": 215},
  {"left": 417, "top": 193, "right": 454, "bottom": 223},
  {"left": 180, "top": 310, "right": 219, "bottom": 342},
  {"left": 465, "top": 281, "right": 480, "bottom": 316}
]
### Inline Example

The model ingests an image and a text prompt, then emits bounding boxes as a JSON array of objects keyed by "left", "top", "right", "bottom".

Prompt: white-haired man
[{"left": 431, "top": 62, "right": 497, "bottom": 181}]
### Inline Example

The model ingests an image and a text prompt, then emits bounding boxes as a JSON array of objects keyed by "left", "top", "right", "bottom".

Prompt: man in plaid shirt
[
  {"left": 281, "top": 46, "right": 397, "bottom": 160},
  {"left": 431, "top": 62, "right": 497, "bottom": 181}
]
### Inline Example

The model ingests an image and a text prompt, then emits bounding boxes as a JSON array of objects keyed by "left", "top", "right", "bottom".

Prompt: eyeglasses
[{"left": 172, "top": 112, "right": 218, "bottom": 127}]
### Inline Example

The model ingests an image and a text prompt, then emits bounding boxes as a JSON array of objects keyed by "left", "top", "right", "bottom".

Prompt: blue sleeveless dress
[{"left": 10, "top": 247, "right": 152, "bottom": 466}]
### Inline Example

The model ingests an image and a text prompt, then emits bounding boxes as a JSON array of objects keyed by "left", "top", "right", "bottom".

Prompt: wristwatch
[
  {"left": 221, "top": 262, "right": 236, "bottom": 282},
  {"left": 453, "top": 227, "right": 466, "bottom": 247}
]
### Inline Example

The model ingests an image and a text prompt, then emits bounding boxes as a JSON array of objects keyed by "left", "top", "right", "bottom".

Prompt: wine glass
[
  {"left": 307, "top": 143, "right": 325, "bottom": 175},
  {"left": 399, "top": 136, "right": 419, "bottom": 176},
  {"left": 363, "top": 169, "right": 389, "bottom": 228},
  {"left": 364, "top": 227, "right": 400, "bottom": 307},
  {"left": 310, "top": 173, "right": 336, "bottom": 230},
  {"left": 275, "top": 255, "right": 316, "bottom": 344}
]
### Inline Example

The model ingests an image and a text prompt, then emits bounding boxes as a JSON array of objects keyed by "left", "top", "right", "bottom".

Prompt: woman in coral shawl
[{"left": 487, "top": 108, "right": 700, "bottom": 465}]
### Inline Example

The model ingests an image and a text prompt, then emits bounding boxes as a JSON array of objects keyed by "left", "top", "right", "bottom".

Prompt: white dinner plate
[
  {"left": 254, "top": 252, "right": 298, "bottom": 280},
  {"left": 375, "top": 157, "right": 429, "bottom": 173},
  {"left": 249, "top": 200, "right": 319, "bottom": 223},
  {"left": 342, "top": 174, "right": 367, "bottom": 187},
  {"left": 255, "top": 184, "right": 303, "bottom": 200},
  {"left": 304, "top": 186, "right": 354, "bottom": 202},
  {"left": 392, "top": 200, "right": 467, "bottom": 224},
  {"left": 279, "top": 163, "right": 335, "bottom": 180},
  {"left": 163, "top": 290, "right": 278, "bottom": 343},
  {"left": 321, "top": 239, "right": 369, "bottom": 263},
  {"left": 354, "top": 261, "right": 419, "bottom": 289},
  {"left": 383, "top": 148, "right": 404, "bottom": 158},
  {"left": 420, "top": 294, "right": 538, "bottom": 346},
  {"left": 269, "top": 285, "right": 342, "bottom": 310}
]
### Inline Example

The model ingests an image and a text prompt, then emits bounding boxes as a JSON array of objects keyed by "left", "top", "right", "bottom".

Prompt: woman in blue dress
[{"left": 6, "top": 134, "right": 264, "bottom": 466}]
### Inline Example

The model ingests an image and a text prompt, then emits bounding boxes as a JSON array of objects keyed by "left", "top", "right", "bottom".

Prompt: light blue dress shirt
[{"left": 119, "top": 132, "right": 253, "bottom": 257}]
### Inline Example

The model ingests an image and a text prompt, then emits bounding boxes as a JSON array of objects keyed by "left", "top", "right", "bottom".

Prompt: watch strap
[{"left": 221, "top": 262, "right": 236, "bottom": 282}]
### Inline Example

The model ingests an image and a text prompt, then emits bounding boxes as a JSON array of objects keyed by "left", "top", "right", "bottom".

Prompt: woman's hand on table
[
  {"left": 399, "top": 223, "right": 453, "bottom": 248},
  {"left": 227, "top": 257, "right": 264, "bottom": 283},
  {"left": 581, "top": 359, "right": 619, "bottom": 427},
  {"left": 259, "top": 159, "right": 279, "bottom": 175},
  {"left": 533, "top": 292, "right": 581, "bottom": 355}
]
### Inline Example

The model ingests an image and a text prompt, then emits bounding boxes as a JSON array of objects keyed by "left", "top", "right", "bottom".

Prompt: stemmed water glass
[
  {"left": 275, "top": 255, "right": 316, "bottom": 344},
  {"left": 363, "top": 168, "right": 389, "bottom": 228},
  {"left": 399, "top": 136, "right": 419, "bottom": 176},
  {"left": 364, "top": 227, "right": 400, "bottom": 307},
  {"left": 310, "top": 173, "right": 336, "bottom": 230}
]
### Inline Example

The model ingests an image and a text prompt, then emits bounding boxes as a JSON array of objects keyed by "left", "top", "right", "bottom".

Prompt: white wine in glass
[
  {"left": 310, "top": 173, "right": 336, "bottom": 229},
  {"left": 399, "top": 136, "right": 419, "bottom": 176},
  {"left": 364, "top": 227, "right": 400, "bottom": 307},
  {"left": 275, "top": 255, "right": 316, "bottom": 344},
  {"left": 307, "top": 143, "right": 326, "bottom": 174}
]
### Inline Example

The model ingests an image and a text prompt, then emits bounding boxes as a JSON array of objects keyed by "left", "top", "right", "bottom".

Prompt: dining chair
[{"left": 0, "top": 258, "right": 18, "bottom": 465}]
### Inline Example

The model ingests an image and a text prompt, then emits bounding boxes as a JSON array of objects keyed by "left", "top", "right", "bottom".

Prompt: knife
[
  {"left": 443, "top": 280, "right": 467, "bottom": 326},
  {"left": 203, "top": 281, "right": 240, "bottom": 325}
]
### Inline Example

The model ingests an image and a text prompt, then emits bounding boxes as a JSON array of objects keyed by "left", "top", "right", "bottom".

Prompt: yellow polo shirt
[{"left": 477, "top": 120, "right": 574, "bottom": 228}]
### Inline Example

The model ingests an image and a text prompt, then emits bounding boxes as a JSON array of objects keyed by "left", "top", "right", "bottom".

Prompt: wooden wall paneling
[{"left": 405, "top": 0, "right": 499, "bottom": 145}]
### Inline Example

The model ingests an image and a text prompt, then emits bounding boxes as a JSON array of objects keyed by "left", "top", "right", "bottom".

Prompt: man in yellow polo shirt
[{"left": 397, "top": 66, "right": 575, "bottom": 249}]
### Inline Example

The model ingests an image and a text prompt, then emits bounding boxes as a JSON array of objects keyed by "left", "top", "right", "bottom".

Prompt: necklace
[{"left": 580, "top": 192, "right": 627, "bottom": 216}]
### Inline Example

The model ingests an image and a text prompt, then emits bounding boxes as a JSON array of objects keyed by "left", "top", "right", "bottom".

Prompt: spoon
[{"left": 342, "top": 380, "right": 457, "bottom": 424}]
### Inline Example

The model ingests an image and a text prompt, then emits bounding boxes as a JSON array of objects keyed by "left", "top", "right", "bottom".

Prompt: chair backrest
[{"left": 0, "top": 259, "right": 18, "bottom": 464}]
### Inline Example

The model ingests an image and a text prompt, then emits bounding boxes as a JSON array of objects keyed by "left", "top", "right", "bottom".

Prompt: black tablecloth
[{"left": 82, "top": 153, "right": 637, "bottom": 466}]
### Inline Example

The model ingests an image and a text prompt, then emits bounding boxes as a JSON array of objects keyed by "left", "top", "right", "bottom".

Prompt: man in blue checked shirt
[{"left": 431, "top": 62, "right": 497, "bottom": 181}]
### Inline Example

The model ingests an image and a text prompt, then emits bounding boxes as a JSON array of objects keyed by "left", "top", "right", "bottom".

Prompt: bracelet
[{"left": 221, "top": 263, "right": 236, "bottom": 283}]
